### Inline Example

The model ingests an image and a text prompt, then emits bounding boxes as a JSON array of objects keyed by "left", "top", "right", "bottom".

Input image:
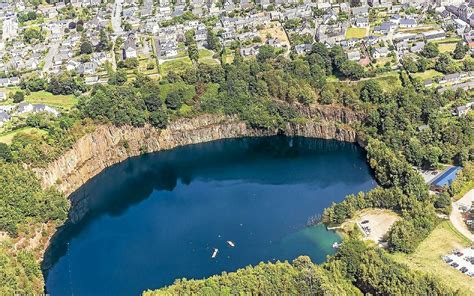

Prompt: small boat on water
[
  {"left": 227, "top": 241, "right": 235, "bottom": 247},
  {"left": 211, "top": 248, "right": 219, "bottom": 258},
  {"left": 332, "top": 242, "right": 340, "bottom": 249}
]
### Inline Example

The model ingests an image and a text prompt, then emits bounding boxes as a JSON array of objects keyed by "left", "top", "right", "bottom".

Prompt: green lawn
[
  {"left": 391, "top": 221, "right": 474, "bottom": 294},
  {"left": 412, "top": 69, "right": 444, "bottom": 81},
  {"left": 199, "top": 49, "right": 220, "bottom": 66},
  {"left": 345, "top": 27, "right": 368, "bottom": 39},
  {"left": 159, "top": 57, "right": 193, "bottom": 75},
  {"left": 26, "top": 91, "right": 77, "bottom": 110},
  {"left": 433, "top": 37, "right": 462, "bottom": 44},
  {"left": 0, "top": 127, "right": 47, "bottom": 145},
  {"left": 439, "top": 43, "right": 457, "bottom": 53},
  {"left": 373, "top": 72, "right": 402, "bottom": 92},
  {"left": 0, "top": 88, "right": 77, "bottom": 110},
  {"left": 198, "top": 49, "right": 213, "bottom": 59}
]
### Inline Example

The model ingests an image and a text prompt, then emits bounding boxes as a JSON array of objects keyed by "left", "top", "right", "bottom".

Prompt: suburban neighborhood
[{"left": 0, "top": 0, "right": 473, "bottom": 131}]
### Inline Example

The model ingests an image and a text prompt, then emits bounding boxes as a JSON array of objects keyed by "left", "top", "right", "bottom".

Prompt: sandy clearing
[{"left": 356, "top": 210, "right": 400, "bottom": 244}]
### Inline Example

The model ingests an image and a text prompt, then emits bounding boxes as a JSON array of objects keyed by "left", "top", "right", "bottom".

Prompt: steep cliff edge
[{"left": 34, "top": 106, "right": 360, "bottom": 197}]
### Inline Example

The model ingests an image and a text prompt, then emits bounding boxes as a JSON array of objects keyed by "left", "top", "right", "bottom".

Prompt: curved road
[{"left": 450, "top": 189, "right": 474, "bottom": 242}]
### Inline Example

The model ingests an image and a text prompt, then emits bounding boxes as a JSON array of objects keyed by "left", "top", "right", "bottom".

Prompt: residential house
[
  {"left": 355, "top": 17, "right": 369, "bottom": 28},
  {"left": 32, "top": 104, "right": 60, "bottom": 116},
  {"left": 0, "top": 111, "right": 10, "bottom": 126},
  {"left": 422, "top": 30, "right": 446, "bottom": 41},
  {"left": 372, "top": 47, "right": 390, "bottom": 58},
  {"left": 123, "top": 33, "right": 137, "bottom": 59},
  {"left": 439, "top": 73, "right": 461, "bottom": 84},
  {"left": 373, "top": 22, "right": 394, "bottom": 34},
  {"left": 399, "top": 18, "right": 417, "bottom": 28},
  {"left": 266, "top": 38, "right": 282, "bottom": 48},
  {"left": 240, "top": 46, "right": 258, "bottom": 56},
  {"left": 352, "top": 6, "right": 369, "bottom": 17},
  {"left": 454, "top": 102, "right": 473, "bottom": 116},
  {"left": 347, "top": 50, "right": 361, "bottom": 61},
  {"left": 294, "top": 43, "right": 312, "bottom": 55}
]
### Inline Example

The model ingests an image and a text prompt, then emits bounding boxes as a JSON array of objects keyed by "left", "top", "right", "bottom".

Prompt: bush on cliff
[{"left": 0, "top": 161, "right": 68, "bottom": 236}]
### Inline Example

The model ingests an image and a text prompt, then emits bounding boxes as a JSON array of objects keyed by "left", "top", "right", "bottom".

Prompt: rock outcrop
[{"left": 34, "top": 106, "right": 360, "bottom": 197}]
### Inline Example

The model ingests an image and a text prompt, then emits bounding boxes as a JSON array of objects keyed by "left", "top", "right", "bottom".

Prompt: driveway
[
  {"left": 112, "top": 0, "right": 123, "bottom": 34},
  {"left": 450, "top": 189, "right": 474, "bottom": 242},
  {"left": 42, "top": 42, "right": 59, "bottom": 73}
]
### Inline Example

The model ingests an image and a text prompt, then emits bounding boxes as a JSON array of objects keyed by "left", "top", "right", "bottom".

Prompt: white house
[
  {"left": 372, "top": 47, "right": 390, "bottom": 59},
  {"left": 355, "top": 18, "right": 369, "bottom": 28}
]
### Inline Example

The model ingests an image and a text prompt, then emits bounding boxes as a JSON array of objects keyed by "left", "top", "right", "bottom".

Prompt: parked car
[
  {"left": 451, "top": 262, "right": 459, "bottom": 268},
  {"left": 460, "top": 267, "right": 468, "bottom": 273}
]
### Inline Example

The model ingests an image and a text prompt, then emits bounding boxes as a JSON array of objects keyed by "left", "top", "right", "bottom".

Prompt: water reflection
[{"left": 43, "top": 136, "right": 376, "bottom": 294}]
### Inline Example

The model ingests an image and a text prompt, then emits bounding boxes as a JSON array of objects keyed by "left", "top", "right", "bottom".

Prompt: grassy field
[
  {"left": 373, "top": 71, "right": 402, "bottom": 92},
  {"left": 391, "top": 221, "right": 474, "bottom": 293},
  {"left": 198, "top": 49, "right": 219, "bottom": 66},
  {"left": 346, "top": 27, "right": 368, "bottom": 39},
  {"left": 412, "top": 69, "right": 444, "bottom": 81},
  {"left": 439, "top": 43, "right": 457, "bottom": 53},
  {"left": 0, "top": 127, "right": 47, "bottom": 144},
  {"left": 26, "top": 91, "right": 77, "bottom": 110},
  {"left": 159, "top": 56, "right": 193, "bottom": 75},
  {"left": 0, "top": 88, "right": 77, "bottom": 110}
]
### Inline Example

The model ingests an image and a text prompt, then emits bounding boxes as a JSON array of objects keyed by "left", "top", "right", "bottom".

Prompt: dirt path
[{"left": 450, "top": 189, "right": 474, "bottom": 242}]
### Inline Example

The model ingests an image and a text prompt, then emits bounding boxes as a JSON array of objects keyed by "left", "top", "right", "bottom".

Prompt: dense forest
[{"left": 0, "top": 42, "right": 472, "bottom": 293}]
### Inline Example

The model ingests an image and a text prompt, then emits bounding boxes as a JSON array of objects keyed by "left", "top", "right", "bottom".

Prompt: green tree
[
  {"left": 12, "top": 91, "right": 25, "bottom": 103},
  {"left": 339, "top": 60, "right": 365, "bottom": 80},
  {"left": 96, "top": 29, "right": 112, "bottom": 52},
  {"left": 256, "top": 45, "right": 276, "bottom": 63},
  {"left": 80, "top": 41, "right": 94, "bottom": 54},
  {"left": 420, "top": 42, "right": 439, "bottom": 58},
  {"left": 0, "top": 143, "right": 12, "bottom": 162},
  {"left": 452, "top": 41, "right": 468, "bottom": 60}
]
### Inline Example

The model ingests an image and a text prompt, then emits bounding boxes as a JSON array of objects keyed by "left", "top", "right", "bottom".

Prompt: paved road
[
  {"left": 450, "top": 189, "right": 474, "bottom": 242},
  {"left": 112, "top": 0, "right": 123, "bottom": 34},
  {"left": 42, "top": 42, "right": 59, "bottom": 73}
]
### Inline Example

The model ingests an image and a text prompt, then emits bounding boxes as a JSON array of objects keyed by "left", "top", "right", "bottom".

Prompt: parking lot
[{"left": 443, "top": 246, "right": 474, "bottom": 277}]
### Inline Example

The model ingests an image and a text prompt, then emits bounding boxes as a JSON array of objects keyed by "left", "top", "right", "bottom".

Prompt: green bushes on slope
[
  {"left": 144, "top": 256, "right": 360, "bottom": 296},
  {"left": 145, "top": 239, "right": 457, "bottom": 295},
  {"left": 0, "top": 161, "right": 68, "bottom": 236}
]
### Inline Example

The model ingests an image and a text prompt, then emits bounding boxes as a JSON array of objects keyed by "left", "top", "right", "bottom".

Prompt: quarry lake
[{"left": 44, "top": 136, "right": 376, "bottom": 296}]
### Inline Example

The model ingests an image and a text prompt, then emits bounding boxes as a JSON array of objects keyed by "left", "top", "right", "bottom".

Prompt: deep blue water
[{"left": 44, "top": 136, "right": 376, "bottom": 296}]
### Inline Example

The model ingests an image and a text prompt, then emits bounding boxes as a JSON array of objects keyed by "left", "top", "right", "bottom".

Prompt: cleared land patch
[
  {"left": 346, "top": 27, "right": 368, "bottom": 39},
  {"left": 258, "top": 23, "right": 290, "bottom": 46}
]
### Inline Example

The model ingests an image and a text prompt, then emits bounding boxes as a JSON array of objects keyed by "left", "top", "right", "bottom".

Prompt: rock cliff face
[{"left": 34, "top": 106, "right": 360, "bottom": 197}]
